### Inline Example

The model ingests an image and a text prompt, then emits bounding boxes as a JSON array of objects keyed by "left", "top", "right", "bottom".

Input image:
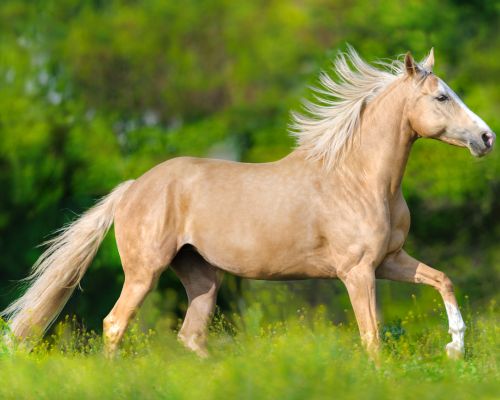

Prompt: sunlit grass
[{"left": 0, "top": 301, "right": 498, "bottom": 400}]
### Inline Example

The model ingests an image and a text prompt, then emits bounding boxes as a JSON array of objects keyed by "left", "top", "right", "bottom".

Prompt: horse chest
[
  {"left": 316, "top": 190, "right": 411, "bottom": 274},
  {"left": 386, "top": 195, "right": 411, "bottom": 254}
]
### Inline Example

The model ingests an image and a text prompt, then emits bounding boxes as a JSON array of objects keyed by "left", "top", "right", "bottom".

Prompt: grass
[{"left": 0, "top": 300, "right": 498, "bottom": 400}]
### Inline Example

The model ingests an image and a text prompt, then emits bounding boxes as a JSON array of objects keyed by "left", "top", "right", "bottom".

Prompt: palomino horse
[{"left": 2, "top": 48, "right": 495, "bottom": 359}]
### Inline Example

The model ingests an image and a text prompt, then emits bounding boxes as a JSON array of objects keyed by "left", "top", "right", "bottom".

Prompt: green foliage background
[{"left": 0, "top": 0, "right": 499, "bottom": 331}]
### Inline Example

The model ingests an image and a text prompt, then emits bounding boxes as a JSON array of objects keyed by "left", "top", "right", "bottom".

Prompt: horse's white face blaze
[{"left": 405, "top": 53, "right": 496, "bottom": 157}]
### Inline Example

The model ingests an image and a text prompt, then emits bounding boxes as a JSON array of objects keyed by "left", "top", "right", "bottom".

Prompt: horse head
[{"left": 404, "top": 49, "right": 495, "bottom": 157}]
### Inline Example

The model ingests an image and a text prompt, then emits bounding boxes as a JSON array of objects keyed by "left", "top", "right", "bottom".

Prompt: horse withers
[{"left": 2, "top": 48, "right": 495, "bottom": 359}]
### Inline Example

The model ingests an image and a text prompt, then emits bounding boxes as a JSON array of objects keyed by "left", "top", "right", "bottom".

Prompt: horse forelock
[{"left": 290, "top": 46, "right": 406, "bottom": 169}]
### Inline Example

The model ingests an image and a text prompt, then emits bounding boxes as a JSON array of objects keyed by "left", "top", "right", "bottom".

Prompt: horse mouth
[{"left": 468, "top": 141, "right": 493, "bottom": 157}]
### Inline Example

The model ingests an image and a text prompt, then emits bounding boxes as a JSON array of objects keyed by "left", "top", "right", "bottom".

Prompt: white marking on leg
[{"left": 444, "top": 301, "right": 466, "bottom": 358}]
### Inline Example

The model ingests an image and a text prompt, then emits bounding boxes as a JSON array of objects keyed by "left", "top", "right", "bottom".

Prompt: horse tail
[{"left": 1, "top": 180, "right": 135, "bottom": 340}]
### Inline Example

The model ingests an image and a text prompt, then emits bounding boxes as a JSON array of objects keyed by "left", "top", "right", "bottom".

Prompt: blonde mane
[{"left": 290, "top": 47, "right": 405, "bottom": 168}]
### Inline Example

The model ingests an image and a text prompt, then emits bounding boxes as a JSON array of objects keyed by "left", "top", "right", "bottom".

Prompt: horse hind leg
[
  {"left": 103, "top": 275, "right": 155, "bottom": 357},
  {"left": 171, "top": 246, "right": 223, "bottom": 357},
  {"left": 103, "top": 239, "right": 176, "bottom": 357}
]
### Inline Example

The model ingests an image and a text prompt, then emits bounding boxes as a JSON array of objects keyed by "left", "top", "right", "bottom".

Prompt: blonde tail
[{"left": 1, "top": 180, "right": 135, "bottom": 339}]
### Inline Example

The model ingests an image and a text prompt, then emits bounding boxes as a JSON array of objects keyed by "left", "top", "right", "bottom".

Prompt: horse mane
[{"left": 290, "top": 47, "right": 405, "bottom": 169}]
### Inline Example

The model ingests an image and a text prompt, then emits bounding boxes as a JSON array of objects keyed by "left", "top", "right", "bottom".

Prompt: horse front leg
[
  {"left": 376, "top": 250, "right": 466, "bottom": 359},
  {"left": 341, "top": 264, "right": 380, "bottom": 358}
]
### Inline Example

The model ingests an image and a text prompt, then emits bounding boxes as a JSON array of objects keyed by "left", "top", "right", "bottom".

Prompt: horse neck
[{"left": 340, "top": 78, "right": 415, "bottom": 196}]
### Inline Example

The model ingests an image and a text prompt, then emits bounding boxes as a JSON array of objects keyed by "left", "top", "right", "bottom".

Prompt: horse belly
[
  {"left": 198, "top": 245, "right": 335, "bottom": 280},
  {"left": 186, "top": 221, "right": 334, "bottom": 280}
]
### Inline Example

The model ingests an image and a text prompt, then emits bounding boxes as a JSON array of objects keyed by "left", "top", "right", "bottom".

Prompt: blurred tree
[{"left": 0, "top": 0, "right": 498, "bottom": 330}]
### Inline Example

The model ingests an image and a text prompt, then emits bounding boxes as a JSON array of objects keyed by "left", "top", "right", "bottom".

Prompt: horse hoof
[{"left": 445, "top": 341, "right": 464, "bottom": 359}]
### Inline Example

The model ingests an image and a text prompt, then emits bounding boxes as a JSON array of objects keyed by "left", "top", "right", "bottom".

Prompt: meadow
[
  {"left": 1, "top": 294, "right": 498, "bottom": 400},
  {"left": 1, "top": 2, "right": 499, "bottom": 399}
]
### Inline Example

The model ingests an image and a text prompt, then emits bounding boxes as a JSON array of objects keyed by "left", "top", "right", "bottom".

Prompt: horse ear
[
  {"left": 404, "top": 52, "right": 420, "bottom": 77},
  {"left": 422, "top": 47, "right": 435, "bottom": 71}
]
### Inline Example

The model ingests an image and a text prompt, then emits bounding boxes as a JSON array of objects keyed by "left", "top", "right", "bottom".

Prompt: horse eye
[{"left": 436, "top": 94, "right": 449, "bottom": 102}]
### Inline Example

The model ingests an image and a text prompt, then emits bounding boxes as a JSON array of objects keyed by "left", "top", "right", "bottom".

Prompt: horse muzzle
[{"left": 468, "top": 130, "right": 495, "bottom": 157}]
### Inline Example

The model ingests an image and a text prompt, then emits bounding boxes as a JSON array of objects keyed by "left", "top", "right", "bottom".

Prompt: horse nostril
[{"left": 481, "top": 131, "right": 495, "bottom": 148}]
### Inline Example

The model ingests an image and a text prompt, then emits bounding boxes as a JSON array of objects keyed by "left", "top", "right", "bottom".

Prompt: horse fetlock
[
  {"left": 178, "top": 332, "right": 208, "bottom": 357},
  {"left": 448, "top": 325, "right": 466, "bottom": 336},
  {"left": 103, "top": 319, "right": 124, "bottom": 357}
]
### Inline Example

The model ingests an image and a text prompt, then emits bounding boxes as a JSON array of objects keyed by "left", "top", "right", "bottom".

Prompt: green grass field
[{"left": 1, "top": 299, "right": 498, "bottom": 400}]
